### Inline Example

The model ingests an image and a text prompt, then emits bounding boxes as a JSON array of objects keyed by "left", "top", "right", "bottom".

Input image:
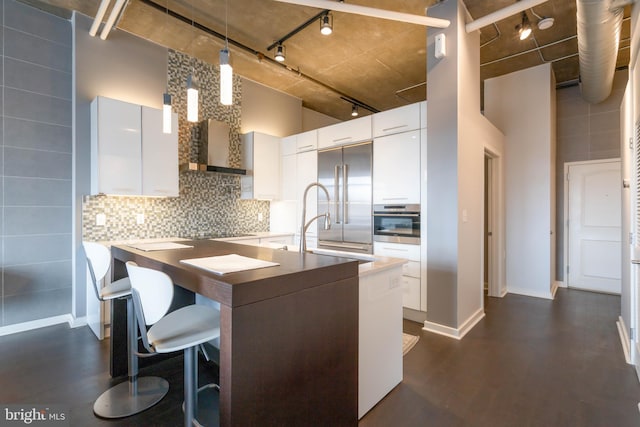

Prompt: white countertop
[{"left": 308, "top": 248, "right": 406, "bottom": 277}]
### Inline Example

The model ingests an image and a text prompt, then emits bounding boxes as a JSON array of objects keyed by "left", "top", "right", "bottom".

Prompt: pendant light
[
  {"left": 186, "top": 73, "right": 199, "bottom": 122},
  {"left": 186, "top": 1, "right": 199, "bottom": 122},
  {"left": 351, "top": 104, "right": 359, "bottom": 117},
  {"left": 162, "top": 0, "right": 172, "bottom": 133},
  {"left": 162, "top": 93, "right": 172, "bottom": 133},
  {"left": 220, "top": 0, "right": 233, "bottom": 105}
]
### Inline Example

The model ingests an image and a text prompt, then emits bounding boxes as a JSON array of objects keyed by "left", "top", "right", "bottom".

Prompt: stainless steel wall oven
[{"left": 373, "top": 204, "right": 420, "bottom": 244}]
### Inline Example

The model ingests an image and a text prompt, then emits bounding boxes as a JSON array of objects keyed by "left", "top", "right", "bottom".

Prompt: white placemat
[
  {"left": 128, "top": 242, "right": 194, "bottom": 251},
  {"left": 180, "top": 254, "right": 280, "bottom": 275}
]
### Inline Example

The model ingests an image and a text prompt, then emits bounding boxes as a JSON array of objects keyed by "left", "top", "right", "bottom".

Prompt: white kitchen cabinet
[
  {"left": 420, "top": 101, "right": 427, "bottom": 129},
  {"left": 402, "top": 276, "right": 421, "bottom": 311},
  {"left": 318, "top": 116, "right": 372, "bottom": 149},
  {"left": 281, "top": 135, "right": 297, "bottom": 156},
  {"left": 91, "top": 96, "right": 179, "bottom": 197},
  {"left": 296, "top": 150, "right": 318, "bottom": 236},
  {"left": 372, "top": 103, "right": 420, "bottom": 138},
  {"left": 141, "top": 106, "right": 179, "bottom": 196},
  {"left": 373, "top": 130, "right": 421, "bottom": 204},
  {"left": 374, "top": 241, "right": 421, "bottom": 310},
  {"left": 241, "top": 132, "right": 280, "bottom": 200},
  {"left": 280, "top": 152, "right": 297, "bottom": 201},
  {"left": 296, "top": 129, "right": 318, "bottom": 152},
  {"left": 91, "top": 96, "right": 142, "bottom": 195}
]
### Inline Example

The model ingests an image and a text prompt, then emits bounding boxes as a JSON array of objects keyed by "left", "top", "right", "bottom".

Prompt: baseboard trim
[
  {"left": 0, "top": 314, "right": 79, "bottom": 337},
  {"left": 498, "top": 288, "right": 508, "bottom": 298},
  {"left": 70, "top": 316, "right": 87, "bottom": 329},
  {"left": 506, "top": 286, "right": 555, "bottom": 300},
  {"left": 617, "top": 316, "right": 632, "bottom": 365},
  {"left": 422, "top": 308, "right": 485, "bottom": 340},
  {"left": 556, "top": 280, "right": 567, "bottom": 289}
]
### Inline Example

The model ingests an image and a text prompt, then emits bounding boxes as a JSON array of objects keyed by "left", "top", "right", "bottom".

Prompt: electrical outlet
[
  {"left": 136, "top": 213, "right": 145, "bottom": 225},
  {"left": 96, "top": 213, "right": 106, "bottom": 226},
  {"left": 258, "top": 212, "right": 264, "bottom": 222}
]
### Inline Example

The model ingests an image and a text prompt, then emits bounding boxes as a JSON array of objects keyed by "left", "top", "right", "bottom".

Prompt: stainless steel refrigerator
[{"left": 317, "top": 142, "right": 373, "bottom": 254}]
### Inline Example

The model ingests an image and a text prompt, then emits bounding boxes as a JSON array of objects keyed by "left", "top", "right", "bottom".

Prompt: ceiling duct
[{"left": 576, "top": 0, "right": 624, "bottom": 104}]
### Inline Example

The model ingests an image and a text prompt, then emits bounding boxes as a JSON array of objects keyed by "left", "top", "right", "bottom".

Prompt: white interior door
[{"left": 567, "top": 160, "right": 622, "bottom": 294}]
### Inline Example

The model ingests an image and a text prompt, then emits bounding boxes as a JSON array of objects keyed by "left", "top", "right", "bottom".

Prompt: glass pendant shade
[
  {"left": 162, "top": 93, "right": 172, "bottom": 133},
  {"left": 186, "top": 74, "right": 199, "bottom": 122},
  {"left": 220, "top": 48, "right": 233, "bottom": 105}
]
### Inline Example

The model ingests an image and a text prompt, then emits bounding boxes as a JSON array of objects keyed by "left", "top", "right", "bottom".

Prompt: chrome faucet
[{"left": 300, "top": 182, "right": 331, "bottom": 252}]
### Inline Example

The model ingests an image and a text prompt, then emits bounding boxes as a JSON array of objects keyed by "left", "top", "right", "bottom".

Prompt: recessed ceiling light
[{"left": 537, "top": 17, "right": 554, "bottom": 30}]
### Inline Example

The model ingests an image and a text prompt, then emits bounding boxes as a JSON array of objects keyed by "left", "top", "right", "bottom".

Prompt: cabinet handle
[
  {"left": 382, "top": 246, "right": 409, "bottom": 252},
  {"left": 297, "top": 144, "right": 314, "bottom": 150},
  {"left": 333, "top": 136, "right": 352, "bottom": 143},
  {"left": 381, "top": 197, "right": 408, "bottom": 201},
  {"left": 343, "top": 163, "right": 349, "bottom": 224},
  {"left": 334, "top": 165, "right": 341, "bottom": 224},
  {"left": 382, "top": 124, "right": 408, "bottom": 132}
]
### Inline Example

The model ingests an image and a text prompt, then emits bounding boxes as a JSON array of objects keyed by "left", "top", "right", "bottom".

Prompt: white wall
[
  {"left": 621, "top": 82, "right": 632, "bottom": 340},
  {"left": 302, "top": 107, "right": 340, "bottom": 131},
  {"left": 425, "top": 0, "right": 505, "bottom": 335},
  {"left": 484, "top": 63, "right": 556, "bottom": 299},
  {"left": 241, "top": 77, "right": 302, "bottom": 137}
]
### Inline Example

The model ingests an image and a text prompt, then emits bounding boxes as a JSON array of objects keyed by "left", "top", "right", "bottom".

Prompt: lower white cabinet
[{"left": 374, "top": 241, "right": 421, "bottom": 310}]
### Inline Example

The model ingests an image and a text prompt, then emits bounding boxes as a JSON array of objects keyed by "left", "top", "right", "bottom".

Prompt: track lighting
[
  {"left": 186, "top": 73, "right": 199, "bottom": 122},
  {"left": 320, "top": 12, "right": 333, "bottom": 35},
  {"left": 351, "top": 104, "right": 359, "bottom": 117},
  {"left": 516, "top": 11, "right": 532, "bottom": 40},
  {"left": 275, "top": 43, "right": 286, "bottom": 62},
  {"left": 162, "top": 92, "right": 172, "bottom": 133},
  {"left": 219, "top": 48, "right": 233, "bottom": 105}
]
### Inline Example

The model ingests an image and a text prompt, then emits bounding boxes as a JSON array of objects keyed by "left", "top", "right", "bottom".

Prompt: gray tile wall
[
  {"left": 1, "top": 0, "right": 72, "bottom": 326},
  {"left": 555, "top": 69, "right": 627, "bottom": 281},
  {"left": 82, "top": 50, "right": 270, "bottom": 242}
]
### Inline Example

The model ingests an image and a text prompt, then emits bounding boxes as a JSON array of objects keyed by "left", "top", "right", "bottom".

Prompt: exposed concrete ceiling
[{"left": 30, "top": 0, "right": 631, "bottom": 121}]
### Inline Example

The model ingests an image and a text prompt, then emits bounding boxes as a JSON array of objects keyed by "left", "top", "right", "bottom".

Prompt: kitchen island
[{"left": 110, "top": 239, "right": 359, "bottom": 426}]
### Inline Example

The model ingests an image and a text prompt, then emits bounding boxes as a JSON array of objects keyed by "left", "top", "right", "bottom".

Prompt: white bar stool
[
  {"left": 126, "top": 261, "right": 221, "bottom": 427},
  {"left": 83, "top": 242, "right": 169, "bottom": 418}
]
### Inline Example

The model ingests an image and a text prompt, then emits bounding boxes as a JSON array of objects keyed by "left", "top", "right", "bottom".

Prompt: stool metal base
[
  {"left": 182, "top": 384, "right": 220, "bottom": 427},
  {"left": 93, "top": 376, "right": 169, "bottom": 419}
]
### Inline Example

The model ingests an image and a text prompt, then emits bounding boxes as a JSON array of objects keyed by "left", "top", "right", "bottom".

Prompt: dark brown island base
[{"left": 110, "top": 239, "right": 359, "bottom": 426}]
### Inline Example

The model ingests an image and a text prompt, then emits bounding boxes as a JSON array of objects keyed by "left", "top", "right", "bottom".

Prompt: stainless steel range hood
[{"left": 182, "top": 119, "right": 246, "bottom": 175}]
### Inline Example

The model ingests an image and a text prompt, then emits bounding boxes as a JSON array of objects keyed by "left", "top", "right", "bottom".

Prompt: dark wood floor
[{"left": 0, "top": 288, "right": 638, "bottom": 426}]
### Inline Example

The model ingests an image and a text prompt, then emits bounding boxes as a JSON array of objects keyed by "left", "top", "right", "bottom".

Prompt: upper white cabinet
[
  {"left": 420, "top": 101, "right": 427, "bottom": 129},
  {"left": 296, "top": 150, "right": 318, "bottom": 236},
  {"left": 91, "top": 96, "right": 178, "bottom": 196},
  {"left": 281, "top": 135, "right": 297, "bottom": 156},
  {"left": 318, "top": 116, "right": 371, "bottom": 149},
  {"left": 141, "top": 106, "right": 179, "bottom": 197},
  {"left": 91, "top": 97, "right": 142, "bottom": 195},
  {"left": 296, "top": 129, "right": 318, "bottom": 152},
  {"left": 241, "top": 132, "right": 280, "bottom": 200},
  {"left": 373, "top": 130, "right": 421, "bottom": 204},
  {"left": 372, "top": 103, "right": 420, "bottom": 138}
]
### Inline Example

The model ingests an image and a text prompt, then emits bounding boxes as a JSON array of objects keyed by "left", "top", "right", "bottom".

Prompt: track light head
[
  {"left": 275, "top": 43, "right": 286, "bottom": 62},
  {"left": 351, "top": 104, "right": 359, "bottom": 117},
  {"left": 516, "top": 11, "right": 532, "bottom": 40},
  {"left": 320, "top": 12, "right": 333, "bottom": 35}
]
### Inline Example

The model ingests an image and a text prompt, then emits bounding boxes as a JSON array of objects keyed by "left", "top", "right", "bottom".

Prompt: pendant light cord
[{"left": 225, "top": 0, "right": 229, "bottom": 49}]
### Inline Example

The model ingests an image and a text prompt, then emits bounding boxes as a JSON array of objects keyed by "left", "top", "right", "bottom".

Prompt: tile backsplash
[{"left": 82, "top": 50, "right": 269, "bottom": 242}]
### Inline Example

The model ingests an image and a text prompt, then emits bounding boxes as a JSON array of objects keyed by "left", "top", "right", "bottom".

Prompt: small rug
[{"left": 402, "top": 333, "right": 419, "bottom": 356}]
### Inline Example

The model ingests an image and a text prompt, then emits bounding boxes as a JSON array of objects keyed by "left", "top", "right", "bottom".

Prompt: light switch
[
  {"left": 258, "top": 212, "right": 264, "bottom": 222},
  {"left": 136, "top": 213, "right": 145, "bottom": 225},
  {"left": 462, "top": 209, "right": 468, "bottom": 223},
  {"left": 96, "top": 213, "right": 106, "bottom": 226}
]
